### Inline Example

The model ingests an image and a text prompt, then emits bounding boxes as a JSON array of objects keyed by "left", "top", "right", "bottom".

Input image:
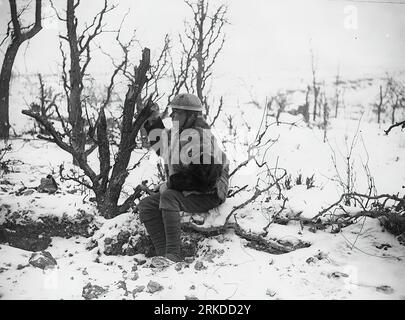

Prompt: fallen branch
[
  {"left": 227, "top": 184, "right": 248, "bottom": 198},
  {"left": 180, "top": 219, "right": 310, "bottom": 254},
  {"left": 385, "top": 120, "right": 405, "bottom": 135},
  {"left": 262, "top": 197, "right": 288, "bottom": 236},
  {"left": 314, "top": 192, "right": 404, "bottom": 220},
  {"left": 233, "top": 221, "right": 310, "bottom": 254}
]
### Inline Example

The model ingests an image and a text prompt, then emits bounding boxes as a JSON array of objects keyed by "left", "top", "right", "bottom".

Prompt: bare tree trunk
[
  {"left": 377, "top": 85, "right": 382, "bottom": 124},
  {"left": 303, "top": 86, "right": 310, "bottom": 123},
  {"left": 37, "top": 73, "right": 47, "bottom": 134},
  {"left": 310, "top": 48, "right": 318, "bottom": 122},
  {"left": 334, "top": 71, "right": 340, "bottom": 118},
  {"left": 196, "top": 0, "right": 206, "bottom": 111},
  {"left": 0, "top": 42, "right": 20, "bottom": 138},
  {"left": 392, "top": 105, "right": 396, "bottom": 125},
  {"left": 323, "top": 98, "right": 329, "bottom": 143},
  {"left": 0, "top": 0, "right": 42, "bottom": 139},
  {"left": 66, "top": 0, "right": 85, "bottom": 165},
  {"left": 100, "top": 49, "right": 151, "bottom": 218},
  {"left": 313, "top": 86, "right": 319, "bottom": 121}
]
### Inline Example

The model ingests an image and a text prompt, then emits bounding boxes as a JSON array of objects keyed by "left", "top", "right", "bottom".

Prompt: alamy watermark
[{"left": 344, "top": 5, "right": 358, "bottom": 30}]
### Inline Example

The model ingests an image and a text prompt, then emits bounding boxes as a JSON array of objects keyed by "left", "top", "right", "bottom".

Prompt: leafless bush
[
  {"left": 386, "top": 77, "right": 405, "bottom": 125},
  {"left": 283, "top": 172, "right": 315, "bottom": 190},
  {"left": 168, "top": 0, "right": 228, "bottom": 127},
  {"left": 22, "top": 2, "right": 173, "bottom": 219},
  {"left": 229, "top": 100, "right": 279, "bottom": 178},
  {"left": 23, "top": 45, "right": 156, "bottom": 218},
  {"left": 225, "top": 113, "right": 236, "bottom": 137},
  {"left": 274, "top": 91, "right": 287, "bottom": 126},
  {"left": 333, "top": 67, "right": 343, "bottom": 118},
  {"left": 320, "top": 92, "right": 330, "bottom": 142},
  {"left": 0, "top": 143, "right": 21, "bottom": 176},
  {"left": 310, "top": 46, "right": 321, "bottom": 122},
  {"left": 373, "top": 84, "right": 389, "bottom": 124},
  {"left": 0, "top": 144, "right": 12, "bottom": 175},
  {"left": 29, "top": 74, "right": 61, "bottom": 135},
  {"left": 327, "top": 117, "right": 363, "bottom": 205}
]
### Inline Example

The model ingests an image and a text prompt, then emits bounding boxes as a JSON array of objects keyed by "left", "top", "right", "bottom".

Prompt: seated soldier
[{"left": 138, "top": 93, "right": 229, "bottom": 262}]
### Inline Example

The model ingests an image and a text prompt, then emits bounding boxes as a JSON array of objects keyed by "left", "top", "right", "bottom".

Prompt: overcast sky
[{"left": 1, "top": 0, "right": 404, "bottom": 85}]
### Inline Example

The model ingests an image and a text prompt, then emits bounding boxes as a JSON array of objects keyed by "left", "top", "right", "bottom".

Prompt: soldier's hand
[
  {"left": 153, "top": 182, "right": 167, "bottom": 193},
  {"left": 149, "top": 103, "right": 161, "bottom": 119}
]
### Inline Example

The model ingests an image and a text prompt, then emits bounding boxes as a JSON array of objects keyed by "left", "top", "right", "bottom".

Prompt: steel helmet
[{"left": 168, "top": 93, "right": 204, "bottom": 112}]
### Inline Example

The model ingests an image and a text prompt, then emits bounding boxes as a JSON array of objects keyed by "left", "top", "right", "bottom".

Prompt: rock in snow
[
  {"left": 132, "top": 285, "right": 145, "bottom": 295},
  {"left": 266, "top": 289, "right": 277, "bottom": 297},
  {"left": 28, "top": 251, "right": 57, "bottom": 269},
  {"left": 150, "top": 256, "right": 173, "bottom": 269},
  {"left": 21, "top": 189, "right": 35, "bottom": 196},
  {"left": 82, "top": 283, "right": 107, "bottom": 300},
  {"left": 147, "top": 280, "right": 164, "bottom": 293},
  {"left": 194, "top": 261, "right": 206, "bottom": 271}
]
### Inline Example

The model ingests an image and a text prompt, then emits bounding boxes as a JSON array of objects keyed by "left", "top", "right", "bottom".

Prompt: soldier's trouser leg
[
  {"left": 161, "top": 209, "right": 181, "bottom": 261},
  {"left": 138, "top": 192, "right": 166, "bottom": 256},
  {"left": 159, "top": 189, "right": 222, "bottom": 261}
]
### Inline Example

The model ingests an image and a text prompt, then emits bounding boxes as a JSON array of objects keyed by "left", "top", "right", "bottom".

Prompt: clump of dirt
[
  {"left": 132, "top": 233, "right": 155, "bottom": 257},
  {"left": 245, "top": 237, "right": 311, "bottom": 254},
  {"left": 82, "top": 283, "right": 107, "bottom": 300},
  {"left": 181, "top": 232, "right": 205, "bottom": 257},
  {"left": 101, "top": 230, "right": 203, "bottom": 258},
  {"left": 0, "top": 208, "right": 96, "bottom": 251},
  {"left": 102, "top": 230, "right": 155, "bottom": 257},
  {"left": 379, "top": 212, "right": 405, "bottom": 238},
  {"left": 397, "top": 233, "right": 405, "bottom": 246}
]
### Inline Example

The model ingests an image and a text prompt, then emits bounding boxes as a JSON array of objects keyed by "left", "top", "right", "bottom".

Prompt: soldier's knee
[
  {"left": 137, "top": 196, "right": 158, "bottom": 222},
  {"left": 159, "top": 189, "right": 182, "bottom": 211}
]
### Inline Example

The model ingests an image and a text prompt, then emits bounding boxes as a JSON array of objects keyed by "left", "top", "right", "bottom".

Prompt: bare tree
[
  {"left": 274, "top": 91, "right": 287, "bottom": 126},
  {"left": 321, "top": 92, "right": 329, "bottom": 143},
  {"left": 377, "top": 76, "right": 405, "bottom": 134},
  {"left": 169, "top": 0, "right": 228, "bottom": 126},
  {"left": 310, "top": 46, "right": 320, "bottom": 122},
  {"left": 290, "top": 87, "right": 310, "bottom": 124},
  {"left": 386, "top": 77, "right": 405, "bottom": 125},
  {"left": 138, "top": 34, "right": 171, "bottom": 147},
  {"left": 302, "top": 86, "right": 310, "bottom": 123},
  {"left": 28, "top": 74, "right": 61, "bottom": 134},
  {"left": 225, "top": 113, "right": 235, "bottom": 136},
  {"left": 50, "top": 0, "right": 115, "bottom": 165},
  {"left": 0, "top": 0, "right": 42, "bottom": 139},
  {"left": 327, "top": 118, "right": 362, "bottom": 206},
  {"left": 374, "top": 84, "right": 388, "bottom": 124},
  {"left": 21, "top": 0, "right": 163, "bottom": 219},
  {"left": 23, "top": 48, "right": 155, "bottom": 219},
  {"left": 333, "top": 67, "right": 342, "bottom": 118}
]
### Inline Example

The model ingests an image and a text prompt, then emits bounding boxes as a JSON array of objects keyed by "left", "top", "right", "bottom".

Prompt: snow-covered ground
[
  {"left": 1, "top": 101, "right": 404, "bottom": 299},
  {"left": 1, "top": 0, "right": 405, "bottom": 301},
  {"left": 1, "top": 216, "right": 404, "bottom": 300}
]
